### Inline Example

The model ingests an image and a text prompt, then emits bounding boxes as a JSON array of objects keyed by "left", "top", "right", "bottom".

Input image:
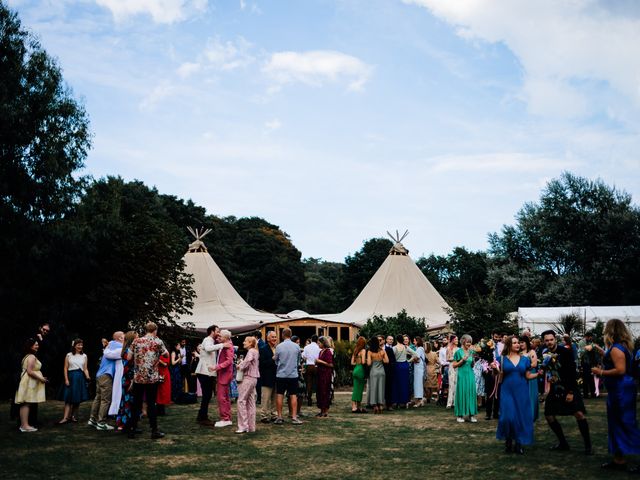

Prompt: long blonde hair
[{"left": 603, "top": 319, "right": 633, "bottom": 352}]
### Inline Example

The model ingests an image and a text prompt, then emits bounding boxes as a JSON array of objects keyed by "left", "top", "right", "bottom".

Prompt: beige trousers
[{"left": 260, "top": 385, "right": 277, "bottom": 420}]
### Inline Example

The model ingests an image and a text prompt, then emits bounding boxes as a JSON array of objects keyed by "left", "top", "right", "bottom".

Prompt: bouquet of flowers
[
  {"left": 541, "top": 351, "right": 562, "bottom": 389},
  {"left": 475, "top": 339, "right": 499, "bottom": 372}
]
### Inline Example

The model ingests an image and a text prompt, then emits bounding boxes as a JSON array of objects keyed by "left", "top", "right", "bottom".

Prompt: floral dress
[
  {"left": 473, "top": 358, "right": 486, "bottom": 397},
  {"left": 116, "top": 349, "right": 134, "bottom": 429}
]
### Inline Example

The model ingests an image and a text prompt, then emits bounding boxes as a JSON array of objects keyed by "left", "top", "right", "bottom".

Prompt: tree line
[{"left": 2, "top": 3, "right": 640, "bottom": 394}]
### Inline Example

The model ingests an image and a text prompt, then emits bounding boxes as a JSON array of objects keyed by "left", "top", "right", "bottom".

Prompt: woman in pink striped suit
[{"left": 236, "top": 336, "right": 260, "bottom": 433}]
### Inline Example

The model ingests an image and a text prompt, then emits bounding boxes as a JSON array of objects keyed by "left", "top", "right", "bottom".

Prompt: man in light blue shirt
[
  {"left": 88, "top": 331, "right": 123, "bottom": 430},
  {"left": 274, "top": 328, "right": 302, "bottom": 425}
]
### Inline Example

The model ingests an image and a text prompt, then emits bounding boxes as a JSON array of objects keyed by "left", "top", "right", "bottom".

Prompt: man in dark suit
[
  {"left": 384, "top": 335, "right": 396, "bottom": 410},
  {"left": 259, "top": 331, "right": 278, "bottom": 423},
  {"left": 542, "top": 330, "right": 592, "bottom": 455},
  {"left": 255, "top": 331, "right": 265, "bottom": 404}
]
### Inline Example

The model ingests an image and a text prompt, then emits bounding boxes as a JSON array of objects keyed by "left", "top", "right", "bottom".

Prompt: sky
[{"left": 8, "top": 0, "right": 640, "bottom": 262}]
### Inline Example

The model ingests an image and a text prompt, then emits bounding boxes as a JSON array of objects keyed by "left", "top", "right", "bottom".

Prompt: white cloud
[
  {"left": 263, "top": 50, "right": 373, "bottom": 92},
  {"left": 203, "top": 36, "right": 255, "bottom": 71},
  {"left": 427, "top": 152, "right": 580, "bottom": 173},
  {"left": 95, "top": 0, "right": 208, "bottom": 24},
  {"left": 404, "top": 0, "right": 640, "bottom": 118},
  {"left": 139, "top": 81, "right": 175, "bottom": 111},
  {"left": 264, "top": 118, "right": 282, "bottom": 133},
  {"left": 176, "top": 61, "right": 201, "bottom": 78}
]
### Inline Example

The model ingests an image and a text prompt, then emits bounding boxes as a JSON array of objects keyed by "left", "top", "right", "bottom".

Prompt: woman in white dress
[{"left": 412, "top": 337, "right": 426, "bottom": 407}]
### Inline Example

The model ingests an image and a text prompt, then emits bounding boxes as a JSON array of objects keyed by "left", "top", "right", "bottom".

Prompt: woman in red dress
[
  {"left": 156, "top": 351, "right": 171, "bottom": 414},
  {"left": 315, "top": 336, "right": 334, "bottom": 417}
]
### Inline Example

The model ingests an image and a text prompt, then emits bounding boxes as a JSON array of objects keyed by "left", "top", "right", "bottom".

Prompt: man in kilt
[{"left": 541, "top": 330, "right": 592, "bottom": 455}]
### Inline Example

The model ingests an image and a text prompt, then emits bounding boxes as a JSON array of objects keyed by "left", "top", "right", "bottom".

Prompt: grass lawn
[{"left": 0, "top": 392, "right": 631, "bottom": 479}]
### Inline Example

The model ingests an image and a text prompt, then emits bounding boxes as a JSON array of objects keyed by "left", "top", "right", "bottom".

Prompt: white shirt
[
  {"left": 67, "top": 353, "right": 87, "bottom": 371},
  {"left": 180, "top": 346, "right": 187, "bottom": 365},
  {"left": 302, "top": 342, "right": 320, "bottom": 366},
  {"left": 438, "top": 347, "right": 449, "bottom": 367}
]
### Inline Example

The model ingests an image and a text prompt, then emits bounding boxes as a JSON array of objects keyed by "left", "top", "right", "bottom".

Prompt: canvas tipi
[
  {"left": 174, "top": 227, "right": 281, "bottom": 333},
  {"left": 319, "top": 231, "right": 451, "bottom": 328}
]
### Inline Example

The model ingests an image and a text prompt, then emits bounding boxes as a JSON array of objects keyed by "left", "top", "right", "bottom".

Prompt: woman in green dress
[
  {"left": 351, "top": 337, "right": 367, "bottom": 413},
  {"left": 452, "top": 334, "right": 478, "bottom": 423}
]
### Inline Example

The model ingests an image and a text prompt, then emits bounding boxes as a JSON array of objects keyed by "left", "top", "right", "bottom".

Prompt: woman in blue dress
[
  {"left": 496, "top": 336, "right": 538, "bottom": 454},
  {"left": 592, "top": 319, "right": 640, "bottom": 472},
  {"left": 392, "top": 335, "right": 418, "bottom": 408},
  {"left": 519, "top": 335, "right": 539, "bottom": 422}
]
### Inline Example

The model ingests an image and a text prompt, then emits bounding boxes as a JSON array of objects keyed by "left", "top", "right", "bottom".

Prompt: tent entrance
[{"left": 290, "top": 326, "right": 316, "bottom": 345}]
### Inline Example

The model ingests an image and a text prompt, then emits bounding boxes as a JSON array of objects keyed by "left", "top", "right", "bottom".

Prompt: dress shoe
[
  {"left": 601, "top": 461, "right": 626, "bottom": 470},
  {"left": 151, "top": 430, "right": 165, "bottom": 439},
  {"left": 549, "top": 443, "right": 570, "bottom": 451}
]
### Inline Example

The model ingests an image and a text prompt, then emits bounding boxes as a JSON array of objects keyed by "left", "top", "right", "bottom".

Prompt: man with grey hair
[
  {"left": 212, "top": 330, "right": 234, "bottom": 428},
  {"left": 88, "top": 331, "right": 124, "bottom": 431},
  {"left": 259, "top": 331, "right": 278, "bottom": 423},
  {"left": 274, "top": 328, "right": 303, "bottom": 425}
]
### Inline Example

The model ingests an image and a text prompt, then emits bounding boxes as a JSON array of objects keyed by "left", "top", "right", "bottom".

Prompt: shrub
[
  {"left": 359, "top": 309, "right": 427, "bottom": 340},
  {"left": 333, "top": 340, "right": 355, "bottom": 387}
]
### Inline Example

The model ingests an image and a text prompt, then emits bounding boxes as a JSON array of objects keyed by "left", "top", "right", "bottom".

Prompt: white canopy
[
  {"left": 174, "top": 230, "right": 281, "bottom": 333},
  {"left": 315, "top": 238, "right": 451, "bottom": 328},
  {"left": 518, "top": 305, "right": 640, "bottom": 336}
]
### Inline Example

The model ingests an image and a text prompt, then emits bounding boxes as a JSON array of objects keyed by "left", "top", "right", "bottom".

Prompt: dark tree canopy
[
  {"left": 488, "top": 172, "right": 640, "bottom": 306},
  {"left": 358, "top": 310, "right": 427, "bottom": 340},
  {"left": 417, "top": 247, "right": 490, "bottom": 303},
  {"left": 231, "top": 217, "right": 305, "bottom": 312},
  {"left": 447, "top": 292, "right": 517, "bottom": 341},
  {"left": 0, "top": 4, "right": 90, "bottom": 223},
  {"left": 66, "top": 177, "right": 195, "bottom": 333},
  {"left": 301, "top": 258, "right": 344, "bottom": 313}
]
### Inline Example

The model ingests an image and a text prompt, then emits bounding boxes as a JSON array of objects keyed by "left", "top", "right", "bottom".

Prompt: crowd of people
[
  {"left": 11, "top": 318, "right": 640, "bottom": 471},
  {"left": 341, "top": 319, "right": 639, "bottom": 471}
]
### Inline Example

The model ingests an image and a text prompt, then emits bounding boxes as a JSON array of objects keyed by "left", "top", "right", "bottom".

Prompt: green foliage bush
[
  {"left": 333, "top": 340, "right": 355, "bottom": 387},
  {"left": 359, "top": 310, "right": 428, "bottom": 340}
]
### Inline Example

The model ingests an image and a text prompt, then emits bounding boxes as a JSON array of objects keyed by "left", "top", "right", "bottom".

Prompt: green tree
[
  {"left": 302, "top": 258, "right": 344, "bottom": 313},
  {"left": 231, "top": 217, "right": 305, "bottom": 312},
  {"left": 340, "top": 238, "right": 393, "bottom": 308},
  {"left": 59, "top": 178, "right": 195, "bottom": 336},
  {"left": 488, "top": 172, "right": 640, "bottom": 306},
  {"left": 0, "top": 4, "right": 90, "bottom": 222},
  {"left": 359, "top": 310, "right": 427, "bottom": 340},
  {"left": 417, "top": 247, "right": 490, "bottom": 302},
  {"left": 0, "top": 4, "right": 92, "bottom": 395},
  {"left": 447, "top": 292, "right": 517, "bottom": 341}
]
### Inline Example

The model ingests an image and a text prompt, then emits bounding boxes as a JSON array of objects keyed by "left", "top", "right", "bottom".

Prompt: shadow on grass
[{"left": 0, "top": 395, "right": 621, "bottom": 479}]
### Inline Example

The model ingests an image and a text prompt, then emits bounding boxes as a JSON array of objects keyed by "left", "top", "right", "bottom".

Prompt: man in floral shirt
[{"left": 128, "top": 322, "right": 168, "bottom": 439}]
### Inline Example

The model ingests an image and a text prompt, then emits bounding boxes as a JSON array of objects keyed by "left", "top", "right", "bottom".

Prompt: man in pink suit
[{"left": 212, "top": 330, "right": 234, "bottom": 427}]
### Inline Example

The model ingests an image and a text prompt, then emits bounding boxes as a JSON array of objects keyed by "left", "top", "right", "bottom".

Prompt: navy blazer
[{"left": 259, "top": 342, "right": 277, "bottom": 388}]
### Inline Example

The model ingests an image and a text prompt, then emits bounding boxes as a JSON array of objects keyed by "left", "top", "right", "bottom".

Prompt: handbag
[{"left": 236, "top": 369, "right": 244, "bottom": 383}]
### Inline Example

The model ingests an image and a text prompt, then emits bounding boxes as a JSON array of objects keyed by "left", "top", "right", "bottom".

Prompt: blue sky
[{"left": 8, "top": 0, "right": 640, "bottom": 261}]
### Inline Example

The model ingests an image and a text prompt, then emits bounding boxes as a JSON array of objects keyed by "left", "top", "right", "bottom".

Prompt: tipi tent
[
  {"left": 174, "top": 228, "right": 282, "bottom": 333},
  {"left": 317, "top": 231, "right": 452, "bottom": 328}
]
